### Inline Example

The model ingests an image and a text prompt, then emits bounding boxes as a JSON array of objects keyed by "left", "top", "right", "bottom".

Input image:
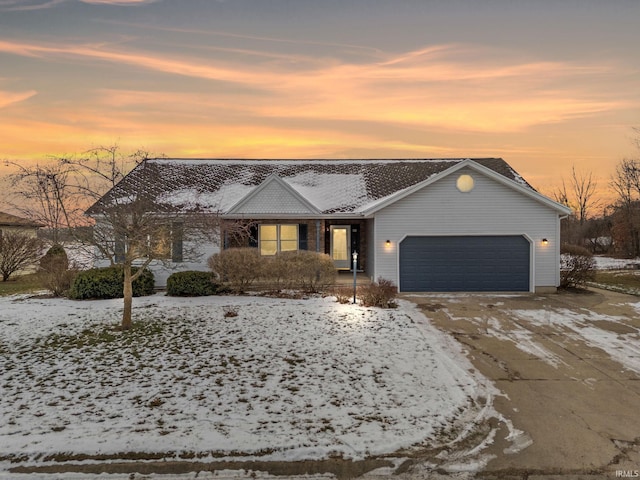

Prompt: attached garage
[{"left": 399, "top": 235, "right": 531, "bottom": 292}]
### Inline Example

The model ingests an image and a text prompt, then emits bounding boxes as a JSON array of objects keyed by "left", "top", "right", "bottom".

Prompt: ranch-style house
[{"left": 88, "top": 158, "right": 571, "bottom": 292}]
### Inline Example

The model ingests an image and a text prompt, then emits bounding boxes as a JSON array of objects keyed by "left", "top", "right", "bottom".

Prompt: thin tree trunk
[{"left": 122, "top": 264, "right": 133, "bottom": 331}]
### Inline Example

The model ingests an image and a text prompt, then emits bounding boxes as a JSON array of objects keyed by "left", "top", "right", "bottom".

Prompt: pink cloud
[
  {"left": 0, "top": 0, "right": 155, "bottom": 9},
  {"left": 0, "top": 38, "right": 631, "bottom": 135},
  {"left": 0, "top": 0, "right": 65, "bottom": 11},
  {"left": 0, "top": 90, "right": 37, "bottom": 108},
  {"left": 79, "top": 0, "right": 157, "bottom": 4}
]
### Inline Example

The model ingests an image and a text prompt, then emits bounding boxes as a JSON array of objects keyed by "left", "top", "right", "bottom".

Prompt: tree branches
[
  {"left": 554, "top": 165, "right": 599, "bottom": 225},
  {"left": 0, "top": 232, "right": 42, "bottom": 282}
]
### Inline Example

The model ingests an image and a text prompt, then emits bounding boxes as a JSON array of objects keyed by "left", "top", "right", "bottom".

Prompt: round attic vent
[{"left": 456, "top": 174, "right": 475, "bottom": 193}]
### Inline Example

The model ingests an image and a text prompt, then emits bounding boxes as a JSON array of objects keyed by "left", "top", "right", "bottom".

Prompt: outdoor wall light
[
  {"left": 385, "top": 239, "right": 391, "bottom": 246},
  {"left": 456, "top": 174, "right": 475, "bottom": 193},
  {"left": 542, "top": 238, "right": 549, "bottom": 246}
]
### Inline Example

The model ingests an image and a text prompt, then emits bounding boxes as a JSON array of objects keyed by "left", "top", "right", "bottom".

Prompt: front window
[
  {"left": 115, "top": 221, "right": 183, "bottom": 263},
  {"left": 259, "top": 225, "right": 278, "bottom": 256},
  {"left": 259, "top": 224, "right": 298, "bottom": 255},
  {"left": 151, "top": 225, "right": 171, "bottom": 258}
]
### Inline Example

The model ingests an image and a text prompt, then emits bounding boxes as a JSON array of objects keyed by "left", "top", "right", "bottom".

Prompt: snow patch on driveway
[{"left": 513, "top": 309, "right": 640, "bottom": 375}]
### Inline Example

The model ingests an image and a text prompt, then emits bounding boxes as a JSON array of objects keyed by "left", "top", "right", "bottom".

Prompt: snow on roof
[
  {"left": 88, "top": 158, "right": 533, "bottom": 216},
  {"left": 285, "top": 172, "right": 369, "bottom": 213},
  {"left": 158, "top": 183, "right": 256, "bottom": 213}
]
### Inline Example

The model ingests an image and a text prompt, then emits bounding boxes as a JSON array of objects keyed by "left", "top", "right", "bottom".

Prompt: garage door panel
[{"left": 399, "top": 236, "right": 530, "bottom": 292}]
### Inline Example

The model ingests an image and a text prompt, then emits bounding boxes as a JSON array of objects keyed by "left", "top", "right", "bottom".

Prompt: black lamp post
[{"left": 352, "top": 251, "right": 358, "bottom": 304}]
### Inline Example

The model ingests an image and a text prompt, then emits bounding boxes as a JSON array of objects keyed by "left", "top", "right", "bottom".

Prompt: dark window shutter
[
  {"left": 115, "top": 235, "right": 125, "bottom": 264},
  {"left": 172, "top": 222, "right": 184, "bottom": 262},
  {"left": 298, "top": 224, "right": 308, "bottom": 250},
  {"left": 248, "top": 225, "right": 258, "bottom": 248}
]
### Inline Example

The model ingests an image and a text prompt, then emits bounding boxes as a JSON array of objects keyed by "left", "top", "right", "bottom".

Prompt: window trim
[{"left": 258, "top": 224, "right": 299, "bottom": 256}]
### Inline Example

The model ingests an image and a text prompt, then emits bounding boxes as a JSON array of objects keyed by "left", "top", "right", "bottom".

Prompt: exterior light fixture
[
  {"left": 542, "top": 238, "right": 549, "bottom": 245},
  {"left": 456, "top": 174, "right": 475, "bottom": 193},
  {"left": 385, "top": 239, "right": 391, "bottom": 246}
]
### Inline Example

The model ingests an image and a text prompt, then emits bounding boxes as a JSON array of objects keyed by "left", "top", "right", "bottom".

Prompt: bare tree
[
  {"left": 570, "top": 166, "right": 599, "bottom": 225},
  {"left": 610, "top": 158, "right": 640, "bottom": 257},
  {"left": 554, "top": 165, "right": 600, "bottom": 246},
  {"left": 62, "top": 147, "right": 172, "bottom": 330},
  {"left": 553, "top": 180, "right": 571, "bottom": 209},
  {"left": 5, "top": 146, "right": 164, "bottom": 328},
  {"left": 6, "top": 160, "right": 83, "bottom": 244},
  {"left": 6, "top": 145, "right": 238, "bottom": 329},
  {"left": 554, "top": 165, "right": 599, "bottom": 225},
  {"left": 63, "top": 145, "right": 148, "bottom": 206},
  {"left": 0, "top": 232, "right": 43, "bottom": 281},
  {"left": 74, "top": 149, "right": 224, "bottom": 330},
  {"left": 5, "top": 145, "right": 144, "bottom": 243}
]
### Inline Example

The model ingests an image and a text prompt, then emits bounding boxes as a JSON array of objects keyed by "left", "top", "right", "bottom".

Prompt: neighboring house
[
  {"left": 88, "top": 158, "right": 571, "bottom": 292},
  {"left": 0, "top": 211, "right": 42, "bottom": 238}
]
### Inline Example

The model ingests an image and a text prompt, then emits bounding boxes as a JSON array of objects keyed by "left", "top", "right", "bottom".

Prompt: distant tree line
[{"left": 555, "top": 128, "right": 640, "bottom": 258}]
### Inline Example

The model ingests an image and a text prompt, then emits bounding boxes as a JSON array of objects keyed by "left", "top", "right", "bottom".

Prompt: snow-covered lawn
[
  {"left": 593, "top": 256, "right": 640, "bottom": 270},
  {"left": 0, "top": 293, "right": 491, "bottom": 466}
]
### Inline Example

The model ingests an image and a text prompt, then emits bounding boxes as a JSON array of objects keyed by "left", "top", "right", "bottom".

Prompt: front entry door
[{"left": 330, "top": 225, "right": 351, "bottom": 269}]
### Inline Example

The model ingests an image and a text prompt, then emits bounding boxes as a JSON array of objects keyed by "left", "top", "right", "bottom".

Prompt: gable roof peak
[{"left": 227, "top": 173, "right": 321, "bottom": 216}]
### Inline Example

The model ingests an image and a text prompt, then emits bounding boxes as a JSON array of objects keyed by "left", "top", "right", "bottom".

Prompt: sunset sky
[{"left": 1, "top": 0, "right": 638, "bottom": 198}]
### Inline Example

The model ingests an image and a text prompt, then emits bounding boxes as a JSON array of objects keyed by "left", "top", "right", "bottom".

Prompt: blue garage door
[{"left": 399, "top": 235, "right": 530, "bottom": 292}]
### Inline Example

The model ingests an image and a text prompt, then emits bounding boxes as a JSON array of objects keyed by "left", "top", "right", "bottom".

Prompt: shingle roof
[
  {"left": 0, "top": 211, "right": 43, "bottom": 228},
  {"left": 87, "top": 158, "right": 533, "bottom": 216}
]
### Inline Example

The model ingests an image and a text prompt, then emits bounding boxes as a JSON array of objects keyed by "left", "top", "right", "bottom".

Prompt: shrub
[
  {"left": 223, "top": 305, "right": 239, "bottom": 318},
  {"left": 0, "top": 232, "right": 42, "bottom": 281},
  {"left": 208, "top": 248, "right": 263, "bottom": 293},
  {"left": 69, "top": 266, "right": 155, "bottom": 300},
  {"left": 560, "top": 244, "right": 596, "bottom": 289},
  {"left": 267, "top": 251, "right": 337, "bottom": 292},
  {"left": 332, "top": 285, "right": 354, "bottom": 304},
  {"left": 209, "top": 248, "right": 339, "bottom": 293},
  {"left": 358, "top": 277, "right": 398, "bottom": 308},
  {"left": 40, "top": 244, "right": 68, "bottom": 271},
  {"left": 39, "top": 244, "right": 76, "bottom": 296},
  {"left": 166, "top": 270, "right": 219, "bottom": 296}
]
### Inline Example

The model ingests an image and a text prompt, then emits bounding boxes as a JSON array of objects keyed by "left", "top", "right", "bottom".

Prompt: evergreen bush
[
  {"left": 39, "top": 244, "right": 76, "bottom": 297},
  {"left": 69, "top": 266, "right": 155, "bottom": 300},
  {"left": 166, "top": 270, "right": 219, "bottom": 296}
]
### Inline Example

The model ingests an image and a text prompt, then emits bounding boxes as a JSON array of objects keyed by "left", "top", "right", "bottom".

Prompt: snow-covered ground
[
  {"left": 0, "top": 293, "right": 496, "bottom": 470},
  {"left": 593, "top": 256, "right": 640, "bottom": 270}
]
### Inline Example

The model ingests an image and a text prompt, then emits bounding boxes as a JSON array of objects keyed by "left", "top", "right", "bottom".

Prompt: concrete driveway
[{"left": 405, "top": 287, "right": 640, "bottom": 479}]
